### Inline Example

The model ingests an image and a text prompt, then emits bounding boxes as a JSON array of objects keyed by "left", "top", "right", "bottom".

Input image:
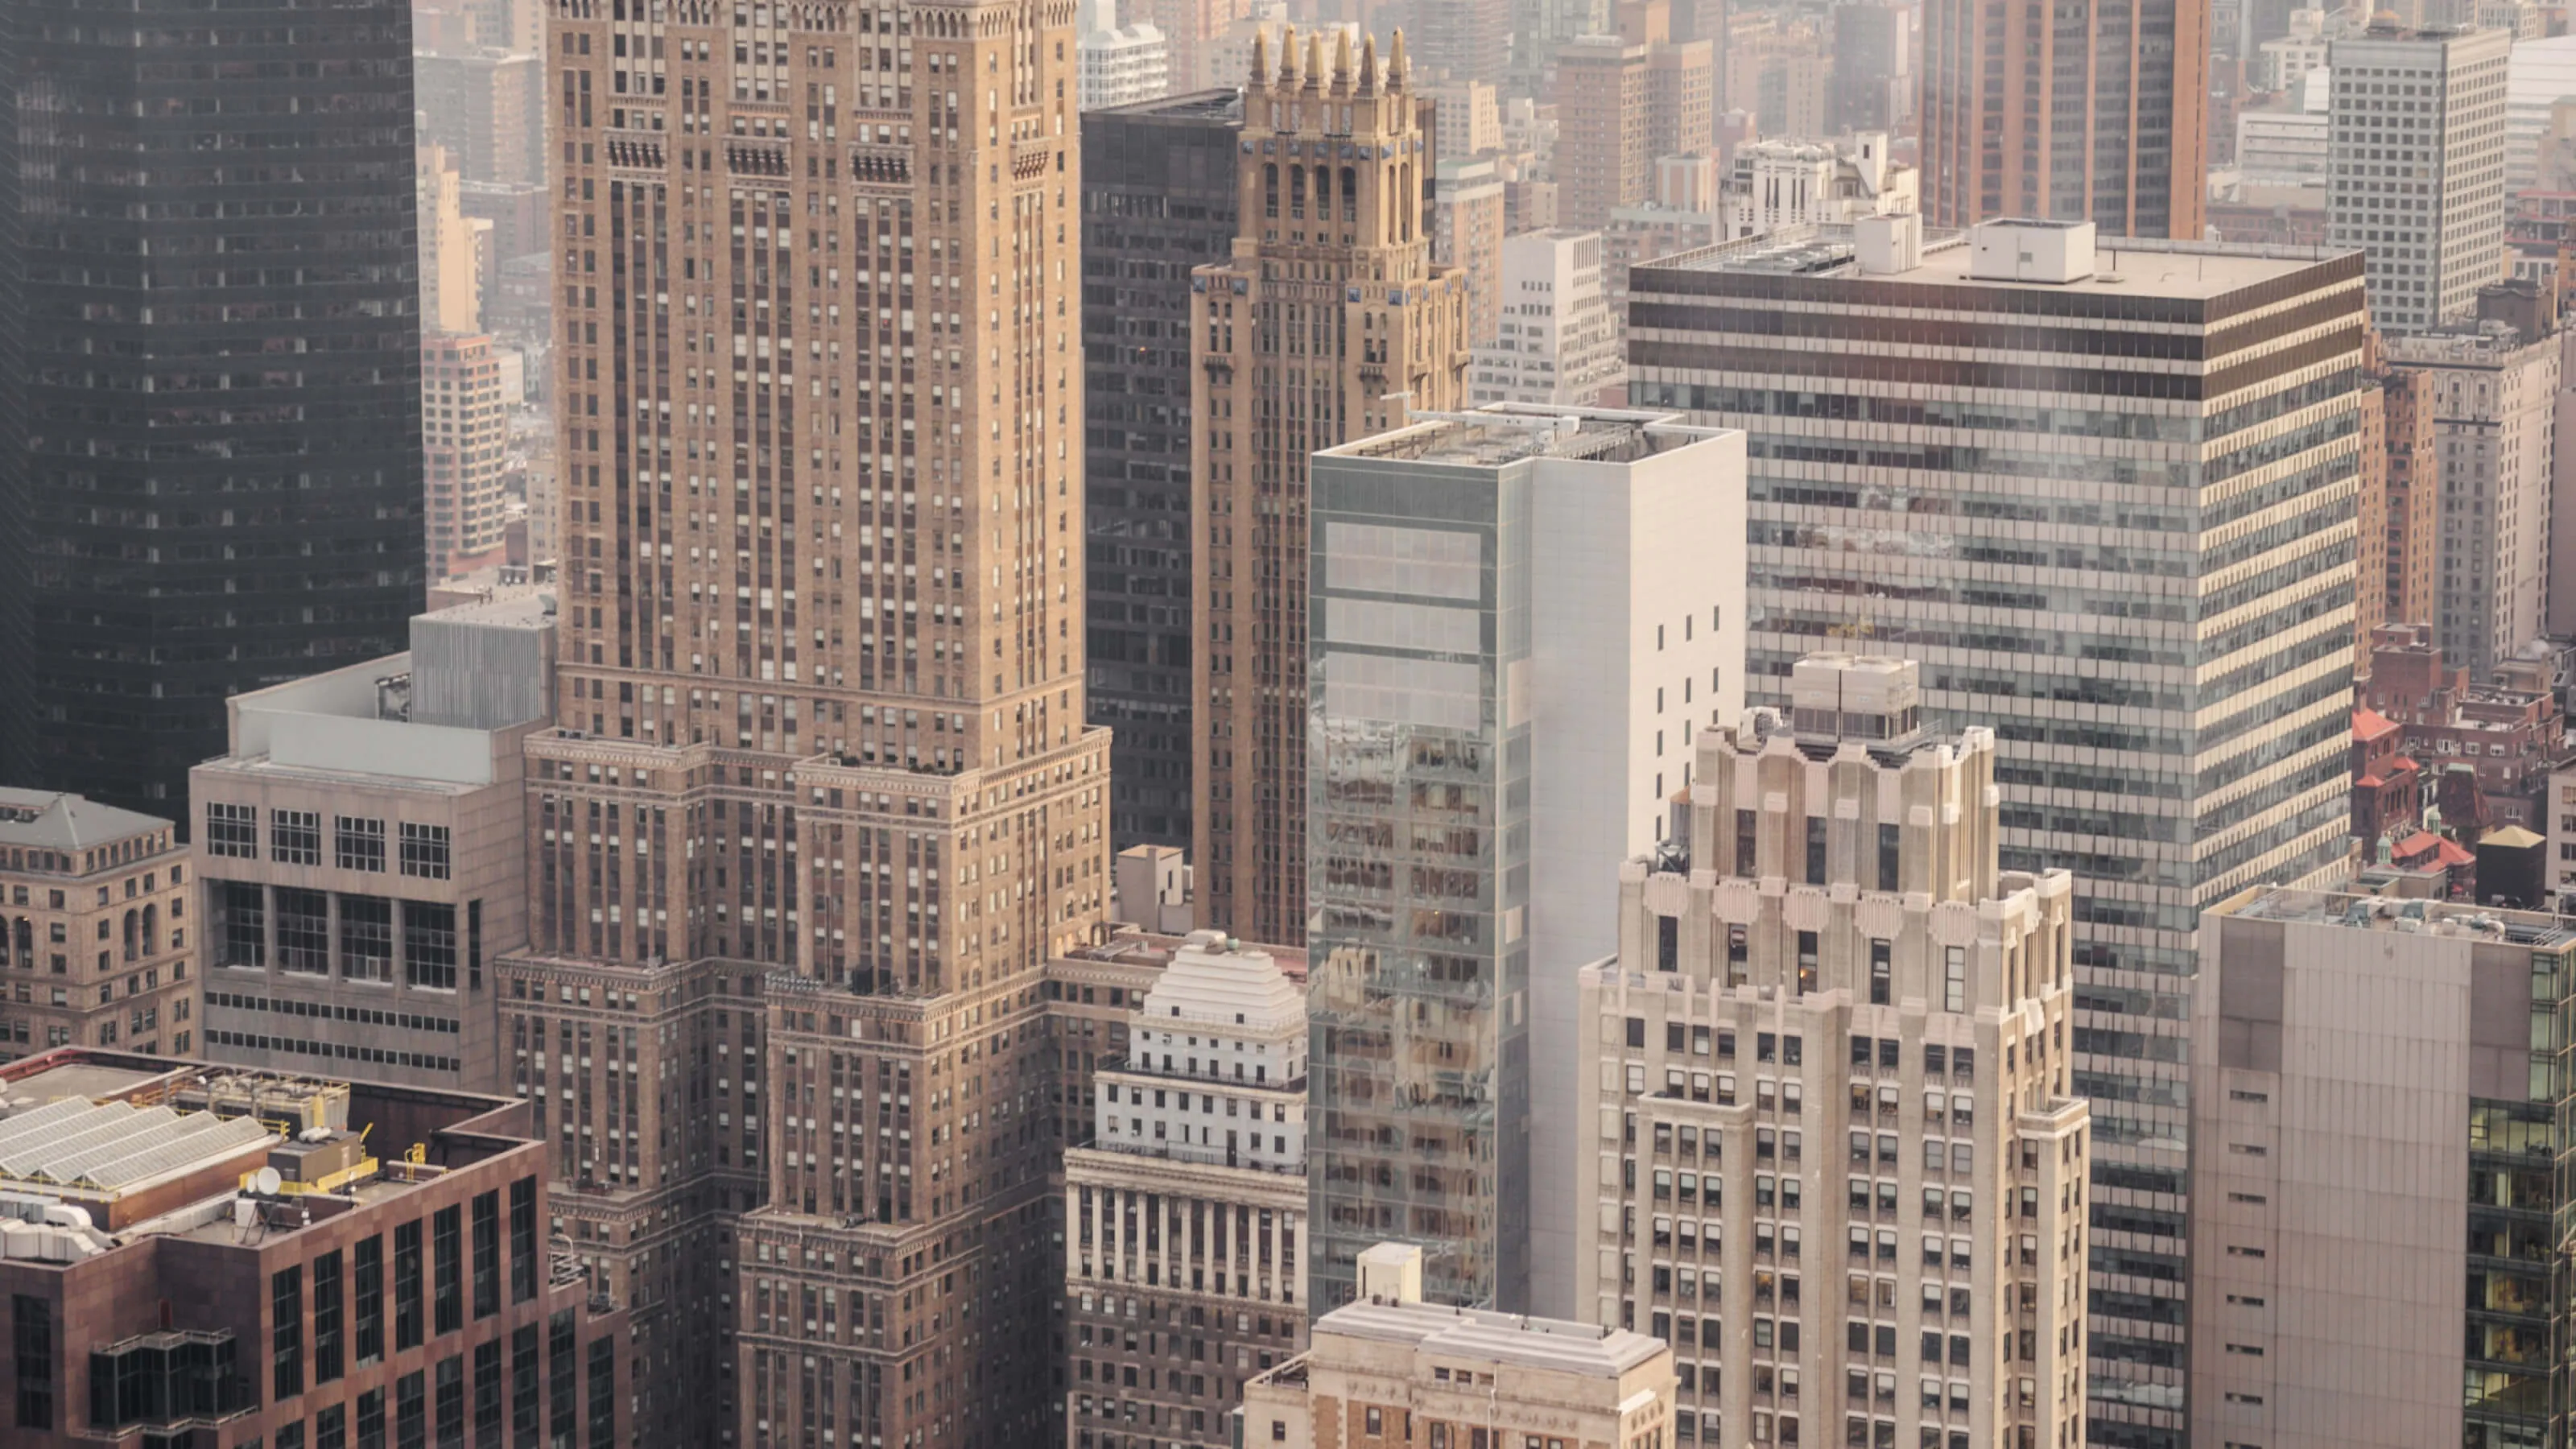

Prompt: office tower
[
  {"left": 1468, "top": 231, "right": 1627, "bottom": 406},
  {"left": 193, "top": 593, "right": 552, "bottom": 1093},
  {"left": 2355, "top": 361, "right": 2392, "bottom": 664},
  {"left": 1433, "top": 159, "right": 1509, "bottom": 346},
  {"left": 1084, "top": 92, "right": 1243, "bottom": 855},
  {"left": 0, "top": 0, "right": 426, "bottom": 815},
  {"left": 2193, "top": 890, "right": 2568, "bottom": 1449},
  {"left": 1063, "top": 932, "right": 1310, "bottom": 1449},
  {"left": 422, "top": 336, "right": 514, "bottom": 580},
  {"left": 1628, "top": 216, "right": 2368, "bottom": 1447},
  {"left": 1307, "top": 405, "right": 1745, "bottom": 1313},
  {"left": 1918, "top": 0, "right": 2208, "bottom": 237},
  {"left": 1576, "top": 653, "right": 2091, "bottom": 1449},
  {"left": 420, "top": 142, "right": 490, "bottom": 335},
  {"left": 533, "top": 2, "right": 1109, "bottom": 1446},
  {"left": 0, "top": 1049, "right": 630, "bottom": 1449},
  {"left": 1410, "top": 0, "right": 1513, "bottom": 91},
  {"left": 2376, "top": 349, "right": 2441, "bottom": 639},
  {"left": 1719, "top": 134, "right": 1917, "bottom": 240},
  {"left": 1239, "top": 1243, "right": 1678, "bottom": 1448},
  {"left": 415, "top": 48, "right": 547, "bottom": 188},
  {"left": 1554, "top": 0, "right": 1718, "bottom": 229},
  {"left": 2382, "top": 312, "right": 2557, "bottom": 679},
  {"left": 2328, "top": 25, "right": 2508, "bottom": 333},
  {"left": 1189, "top": 29, "right": 1470, "bottom": 947},
  {"left": 1077, "top": 0, "right": 1174, "bottom": 110},
  {"left": 0, "top": 795, "right": 192, "bottom": 1063},
  {"left": 1830, "top": 3, "right": 1913, "bottom": 133},
  {"left": 1126, "top": 0, "right": 1246, "bottom": 93},
  {"left": 1423, "top": 79, "right": 1502, "bottom": 158},
  {"left": 1726, "top": 20, "right": 1827, "bottom": 141}
]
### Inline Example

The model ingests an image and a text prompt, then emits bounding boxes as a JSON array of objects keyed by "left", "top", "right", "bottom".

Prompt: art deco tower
[
  {"left": 519, "top": 0, "right": 1107, "bottom": 1444},
  {"left": 1190, "top": 29, "right": 1468, "bottom": 946}
]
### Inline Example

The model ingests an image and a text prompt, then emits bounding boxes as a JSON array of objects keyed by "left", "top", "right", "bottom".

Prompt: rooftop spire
[
  {"left": 1388, "top": 27, "right": 1407, "bottom": 89},
  {"left": 1305, "top": 29, "right": 1325, "bottom": 90},
  {"left": 1250, "top": 27, "right": 1268, "bottom": 87},
  {"left": 1356, "top": 33, "right": 1377, "bottom": 93},
  {"left": 1279, "top": 23, "right": 1299, "bottom": 85},
  {"left": 1334, "top": 29, "right": 1353, "bottom": 93}
]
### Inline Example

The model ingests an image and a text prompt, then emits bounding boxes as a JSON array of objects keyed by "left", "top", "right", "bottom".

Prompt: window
[
  {"left": 472, "top": 1341, "right": 502, "bottom": 1444},
  {"left": 406, "top": 903, "right": 458, "bottom": 991},
  {"left": 470, "top": 1192, "right": 500, "bottom": 1319},
  {"left": 1805, "top": 820, "right": 1827, "bottom": 885},
  {"left": 587, "top": 1336, "right": 616, "bottom": 1449},
  {"left": 272, "top": 810, "right": 321, "bottom": 866},
  {"left": 1876, "top": 824, "right": 1900, "bottom": 890},
  {"left": 314, "top": 1249, "right": 345, "bottom": 1383},
  {"left": 1942, "top": 947, "right": 1966, "bottom": 1013},
  {"left": 433, "top": 1206, "right": 464, "bottom": 1335},
  {"left": 510, "top": 1325, "right": 539, "bottom": 1446},
  {"left": 217, "top": 883, "right": 267, "bottom": 968},
  {"left": 355, "top": 1235, "right": 385, "bottom": 1368},
  {"left": 548, "top": 1310, "right": 576, "bottom": 1447},
  {"left": 1868, "top": 940, "right": 1891, "bottom": 1006},
  {"left": 206, "top": 803, "right": 257, "bottom": 859},
  {"left": 509, "top": 1178, "right": 538, "bottom": 1304},
  {"left": 1797, "top": 932, "right": 1818, "bottom": 994},
  {"left": 344, "top": 896, "right": 394, "bottom": 983},
  {"left": 318, "top": 1402, "right": 348, "bottom": 1449},
  {"left": 395, "top": 1220, "right": 424, "bottom": 1352},
  {"left": 396, "top": 1369, "right": 427, "bottom": 1449},
  {"left": 277, "top": 889, "right": 330, "bottom": 975},
  {"left": 271, "top": 1266, "right": 303, "bottom": 1400},
  {"left": 337, "top": 817, "right": 387, "bottom": 873},
  {"left": 437, "top": 1355, "right": 466, "bottom": 1449},
  {"left": 400, "top": 824, "right": 452, "bottom": 880},
  {"left": 357, "top": 1386, "right": 385, "bottom": 1449},
  {"left": 14, "top": 1294, "right": 54, "bottom": 1429}
]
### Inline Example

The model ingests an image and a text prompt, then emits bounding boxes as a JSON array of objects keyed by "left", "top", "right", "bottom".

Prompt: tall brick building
[
  {"left": 514, "top": 0, "right": 1109, "bottom": 1444},
  {"left": 1188, "top": 27, "right": 1469, "bottom": 946}
]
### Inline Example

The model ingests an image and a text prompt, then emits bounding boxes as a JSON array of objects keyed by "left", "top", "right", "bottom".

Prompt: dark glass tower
[
  {"left": 1080, "top": 89, "right": 1241, "bottom": 852},
  {"left": 0, "top": 0, "right": 425, "bottom": 815}
]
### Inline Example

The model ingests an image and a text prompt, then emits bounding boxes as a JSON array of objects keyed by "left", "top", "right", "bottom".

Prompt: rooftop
[
  {"left": 0, "top": 788, "right": 173, "bottom": 855},
  {"left": 1059, "top": 925, "right": 1312, "bottom": 985},
  {"left": 1321, "top": 403, "right": 1730, "bottom": 469},
  {"left": 1651, "top": 222, "right": 2354, "bottom": 299},
  {"left": 1315, "top": 1298, "right": 1670, "bottom": 1379},
  {"left": 1092, "top": 86, "right": 1243, "bottom": 121},
  {"left": 2219, "top": 887, "right": 2574, "bottom": 946}
]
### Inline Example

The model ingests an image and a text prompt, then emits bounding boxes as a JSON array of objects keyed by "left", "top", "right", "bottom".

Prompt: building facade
[
  {"left": 0, "top": 1049, "right": 630, "bottom": 1449},
  {"left": 193, "top": 594, "right": 552, "bottom": 1094},
  {"left": 1083, "top": 91, "right": 1244, "bottom": 856},
  {"left": 2327, "top": 25, "right": 2511, "bottom": 333},
  {"left": 1627, "top": 217, "right": 2368, "bottom": 1447},
  {"left": 1063, "top": 932, "right": 1310, "bottom": 1449},
  {"left": 1719, "top": 134, "right": 1918, "bottom": 242},
  {"left": 2373, "top": 341, "right": 2443, "bottom": 658},
  {"left": 1468, "top": 230, "right": 1628, "bottom": 407},
  {"left": 1918, "top": 0, "right": 2207, "bottom": 237},
  {"left": 524, "top": 2, "right": 1113, "bottom": 1445},
  {"left": 1575, "top": 654, "right": 2091, "bottom": 1449},
  {"left": 2382, "top": 318, "right": 2557, "bottom": 679},
  {"left": 0, "top": 0, "right": 427, "bottom": 814},
  {"left": 1431, "top": 159, "right": 1508, "bottom": 349},
  {"left": 423, "top": 335, "right": 514, "bottom": 582},
  {"left": 1078, "top": 9, "right": 1174, "bottom": 111},
  {"left": 2192, "top": 890, "right": 2566, "bottom": 1449},
  {"left": 1307, "top": 406, "right": 1747, "bottom": 1314},
  {"left": 1554, "top": 0, "right": 1716, "bottom": 230},
  {"left": 1238, "top": 1242, "right": 1677, "bottom": 1449},
  {"left": 0, "top": 795, "right": 194, "bottom": 1064},
  {"left": 1188, "top": 30, "right": 1470, "bottom": 948}
]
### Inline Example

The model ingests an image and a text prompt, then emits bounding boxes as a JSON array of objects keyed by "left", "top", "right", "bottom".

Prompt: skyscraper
[
  {"left": 1189, "top": 29, "right": 1470, "bottom": 947},
  {"left": 1628, "top": 216, "right": 2368, "bottom": 1447},
  {"left": 1918, "top": 0, "right": 2208, "bottom": 237},
  {"left": 1468, "top": 229, "right": 1628, "bottom": 407},
  {"left": 524, "top": 2, "right": 1108, "bottom": 1445},
  {"left": 1307, "top": 404, "right": 1745, "bottom": 1312},
  {"left": 0, "top": 0, "right": 427, "bottom": 814},
  {"left": 1083, "top": 90, "right": 1244, "bottom": 853},
  {"left": 1554, "top": 0, "right": 1717, "bottom": 230},
  {"left": 2327, "top": 24, "right": 2509, "bottom": 333},
  {"left": 1576, "top": 653, "right": 2091, "bottom": 1449}
]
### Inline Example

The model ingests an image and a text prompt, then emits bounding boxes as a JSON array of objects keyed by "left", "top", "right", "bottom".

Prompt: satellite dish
[{"left": 253, "top": 1167, "right": 283, "bottom": 1196}]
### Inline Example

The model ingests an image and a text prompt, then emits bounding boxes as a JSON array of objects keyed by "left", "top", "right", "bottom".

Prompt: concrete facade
[
  {"left": 2328, "top": 26, "right": 2511, "bottom": 333},
  {"left": 0, "top": 795, "right": 193, "bottom": 1065},
  {"left": 1469, "top": 230, "right": 1627, "bottom": 408}
]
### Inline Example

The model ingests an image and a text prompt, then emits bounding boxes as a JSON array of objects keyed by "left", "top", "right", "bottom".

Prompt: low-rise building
[
  {"left": 1063, "top": 931, "right": 1308, "bottom": 1449},
  {"left": 194, "top": 595, "right": 556, "bottom": 1092},
  {"left": 1237, "top": 1242, "right": 1675, "bottom": 1449},
  {"left": 0, "top": 1047, "right": 629, "bottom": 1449},
  {"left": 1719, "top": 134, "right": 1917, "bottom": 241},
  {"left": 0, "top": 794, "right": 194, "bottom": 1063},
  {"left": 2360, "top": 622, "right": 2563, "bottom": 833}
]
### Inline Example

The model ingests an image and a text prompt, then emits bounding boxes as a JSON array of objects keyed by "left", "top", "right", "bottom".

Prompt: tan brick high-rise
[
  {"left": 1189, "top": 28, "right": 1468, "bottom": 947},
  {"left": 522, "top": 1, "right": 1108, "bottom": 1446}
]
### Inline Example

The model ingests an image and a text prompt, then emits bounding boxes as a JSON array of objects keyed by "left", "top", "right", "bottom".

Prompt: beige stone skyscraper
[
  {"left": 1188, "top": 28, "right": 1468, "bottom": 946},
  {"left": 522, "top": 0, "right": 1108, "bottom": 1444}
]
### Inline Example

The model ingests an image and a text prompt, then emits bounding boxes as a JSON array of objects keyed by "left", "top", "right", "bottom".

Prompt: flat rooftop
[
  {"left": 1321, "top": 404, "right": 1729, "bottom": 470},
  {"left": 1319, "top": 1298, "right": 1668, "bottom": 1379},
  {"left": 1059, "top": 927, "right": 1311, "bottom": 985},
  {"left": 1653, "top": 226, "right": 2352, "bottom": 300},
  {"left": 2219, "top": 888, "right": 2576, "bottom": 947}
]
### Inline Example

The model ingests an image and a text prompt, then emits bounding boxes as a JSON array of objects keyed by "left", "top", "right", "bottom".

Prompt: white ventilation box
[{"left": 1969, "top": 218, "right": 2097, "bottom": 283}]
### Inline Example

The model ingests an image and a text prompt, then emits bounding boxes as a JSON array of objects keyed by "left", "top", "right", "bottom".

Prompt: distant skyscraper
[
  {"left": 0, "top": 0, "right": 426, "bottom": 815},
  {"left": 1577, "top": 653, "right": 2091, "bottom": 1449},
  {"left": 2328, "top": 24, "right": 2509, "bottom": 332},
  {"left": 1084, "top": 90, "right": 1244, "bottom": 853},
  {"left": 1829, "top": 2, "right": 1912, "bottom": 133},
  {"left": 532, "top": 0, "right": 1108, "bottom": 1444},
  {"left": 1189, "top": 28, "right": 1470, "bottom": 947},
  {"left": 1432, "top": 158, "right": 1509, "bottom": 347},
  {"left": 1307, "top": 405, "right": 1744, "bottom": 1313},
  {"left": 1555, "top": 0, "right": 1717, "bottom": 229},
  {"left": 1077, "top": 0, "right": 1174, "bottom": 110},
  {"left": 422, "top": 334, "right": 512, "bottom": 581},
  {"left": 1918, "top": 0, "right": 2208, "bottom": 237},
  {"left": 1629, "top": 216, "right": 2368, "bottom": 1447},
  {"left": 1468, "top": 230, "right": 1628, "bottom": 407}
]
